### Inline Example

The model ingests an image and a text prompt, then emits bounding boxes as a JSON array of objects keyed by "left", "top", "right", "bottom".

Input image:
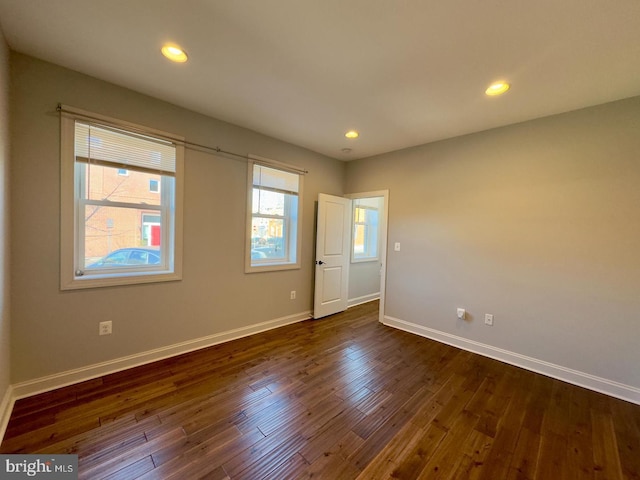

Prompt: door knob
[{"left": 316, "top": 260, "right": 325, "bottom": 265}]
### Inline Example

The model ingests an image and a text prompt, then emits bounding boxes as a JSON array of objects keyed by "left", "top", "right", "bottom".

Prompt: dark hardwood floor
[{"left": 2, "top": 301, "right": 639, "bottom": 479}]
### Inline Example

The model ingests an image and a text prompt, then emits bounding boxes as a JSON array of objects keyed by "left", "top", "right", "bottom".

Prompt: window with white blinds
[
  {"left": 246, "top": 161, "right": 303, "bottom": 272},
  {"left": 60, "top": 109, "right": 184, "bottom": 290},
  {"left": 74, "top": 122, "right": 176, "bottom": 175}
]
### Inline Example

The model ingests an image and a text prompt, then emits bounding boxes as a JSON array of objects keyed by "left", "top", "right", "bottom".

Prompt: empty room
[{"left": 0, "top": 1, "right": 639, "bottom": 479}]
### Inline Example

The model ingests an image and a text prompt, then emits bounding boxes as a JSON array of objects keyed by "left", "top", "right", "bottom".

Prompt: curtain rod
[{"left": 57, "top": 104, "right": 309, "bottom": 175}]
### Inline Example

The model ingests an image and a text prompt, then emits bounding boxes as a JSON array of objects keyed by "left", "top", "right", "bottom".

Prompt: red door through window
[{"left": 151, "top": 225, "right": 161, "bottom": 246}]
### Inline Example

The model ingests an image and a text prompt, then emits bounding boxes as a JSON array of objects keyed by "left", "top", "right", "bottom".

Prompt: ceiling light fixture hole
[
  {"left": 161, "top": 44, "right": 188, "bottom": 63},
  {"left": 345, "top": 130, "right": 359, "bottom": 139},
  {"left": 485, "top": 81, "right": 510, "bottom": 96}
]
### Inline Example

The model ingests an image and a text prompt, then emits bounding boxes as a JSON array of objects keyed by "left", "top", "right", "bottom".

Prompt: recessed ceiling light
[
  {"left": 485, "top": 81, "right": 510, "bottom": 96},
  {"left": 161, "top": 44, "right": 188, "bottom": 63},
  {"left": 345, "top": 130, "right": 359, "bottom": 139}
]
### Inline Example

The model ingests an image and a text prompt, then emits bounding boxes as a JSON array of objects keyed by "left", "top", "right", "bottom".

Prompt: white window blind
[
  {"left": 75, "top": 122, "right": 176, "bottom": 175},
  {"left": 253, "top": 164, "right": 299, "bottom": 195}
]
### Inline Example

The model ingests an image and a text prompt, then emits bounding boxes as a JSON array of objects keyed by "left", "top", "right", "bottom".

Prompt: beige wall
[
  {"left": 346, "top": 97, "right": 640, "bottom": 390},
  {"left": 348, "top": 262, "right": 380, "bottom": 302},
  {"left": 0, "top": 29, "right": 10, "bottom": 403},
  {"left": 10, "top": 53, "right": 345, "bottom": 383}
]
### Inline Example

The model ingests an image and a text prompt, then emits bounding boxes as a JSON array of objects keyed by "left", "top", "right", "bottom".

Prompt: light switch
[{"left": 394, "top": 242, "right": 401, "bottom": 251}]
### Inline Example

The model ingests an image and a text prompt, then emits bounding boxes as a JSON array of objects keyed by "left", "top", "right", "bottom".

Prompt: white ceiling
[{"left": 1, "top": 0, "right": 640, "bottom": 161}]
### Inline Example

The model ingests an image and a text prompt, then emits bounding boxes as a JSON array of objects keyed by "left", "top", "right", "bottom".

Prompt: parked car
[
  {"left": 87, "top": 247, "right": 161, "bottom": 268},
  {"left": 251, "top": 249, "right": 267, "bottom": 259}
]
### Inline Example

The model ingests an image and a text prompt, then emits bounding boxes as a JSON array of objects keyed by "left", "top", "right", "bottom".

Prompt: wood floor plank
[
  {"left": 224, "top": 432, "right": 308, "bottom": 479},
  {"left": 535, "top": 431, "right": 569, "bottom": 480},
  {"left": 299, "top": 448, "right": 361, "bottom": 479},
  {"left": 0, "top": 415, "right": 101, "bottom": 454},
  {"left": 354, "top": 418, "right": 425, "bottom": 479},
  {"left": 566, "top": 387, "right": 596, "bottom": 479},
  {"left": 591, "top": 410, "right": 624, "bottom": 480},
  {"left": 298, "top": 404, "right": 365, "bottom": 464},
  {"left": 7, "top": 379, "right": 99, "bottom": 423},
  {"left": 325, "top": 429, "right": 366, "bottom": 463},
  {"left": 140, "top": 427, "right": 265, "bottom": 480},
  {"left": 446, "top": 429, "right": 494, "bottom": 480},
  {"left": 79, "top": 427, "right": 186, "bottom": 480},
  {"left": 521, "top": 374, "right": 554, "bottom": 435},
  {"left": 150, "top": 426, "right": 245, "bottom": 479},
  {"left": 609, "top": 399, "right": 640, "bottom": 479},
  {"left": 2, "top": 300, "right": 638, "bottom": 479},
  {"left": 239, "top": 452, "right": 308, "bottom": 480},
  {"left": 415, "top": 409, "right": 480, "bottom": 479},
  {"left": 474, "top": 379, "right": 532, "bottom": 479},
  {"left": 389, "top": 423, "right": 449, "bottom": 479},
  {"left": 46, "top": 414, "right": 160, "bottom": 460},
  {"left": 507, "top": 427, "right": 541, "bottom": 480},
  {"left": 349, "top": 385, "right": 434, "bottom": 471},
  {"left": 102, "top": 455, "right": 156, "bottom": 480}
]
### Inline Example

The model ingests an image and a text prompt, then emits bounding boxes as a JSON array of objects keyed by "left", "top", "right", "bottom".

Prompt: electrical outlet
[
  {"left": 99, "top": 321, "right": 112, "bottom": 335},
  {"left": 457, "top": 308, "right": 466, "bottom": 320},
  {"left": 485, "top": 314, "right": 494, "bottom": 326},
  {"left": 290, "top": 290, "right": 296, "bottom": 300}
]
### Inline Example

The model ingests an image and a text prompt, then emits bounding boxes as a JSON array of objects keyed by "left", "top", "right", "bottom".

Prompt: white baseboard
[
  {"left": 383, "top": 315, "right": 640, "bottom": 406},
  {"left": 348, "top": 293, "right": 380, "bottom": 308},
  {"left": 0, "top": 385, "right": 15, "bottom": 443},
  {"left": 11, "top": 310, "right": 312, "bottom": 402}
]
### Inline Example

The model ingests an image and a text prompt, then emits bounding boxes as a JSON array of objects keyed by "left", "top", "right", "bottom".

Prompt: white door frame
[{"left": 345, "top": 190, "right": 389, "bottom": 323}]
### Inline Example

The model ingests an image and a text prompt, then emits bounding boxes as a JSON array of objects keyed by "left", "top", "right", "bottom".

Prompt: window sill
[
  {"left": 351, "top": 257, "right": 380, "bottom": 264},
  {"left": 245, "top": 262, "right": 301, "bottom": 274},
  {"left": 61, "top": 270, "right": 182, "bottom": 290}
]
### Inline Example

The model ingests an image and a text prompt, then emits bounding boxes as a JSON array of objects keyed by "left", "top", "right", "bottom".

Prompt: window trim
[
  {"left": 245, "top": 156, "right": 303, "bottom": 273},
  {"left": 60, "top": 106, "right": 184, "bottom": 290}
]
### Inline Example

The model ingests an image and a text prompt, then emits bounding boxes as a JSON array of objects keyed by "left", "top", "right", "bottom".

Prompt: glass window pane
[
  {"left": 99, "top": 250, "right": 129, "bottom": 265},
  {"left": 252, "top": 188, "right": 285, "bottom": 216},
  {"left": 84, "top": 205, "right": 162, "bottom": 268},
  {"left": 353, "top": 224, "right": 366, "bottom": 255},
  {"left": 368, "top": 208, "right": 379, "bottom": 226},
  {"left": 251, "top": 217, "right": 286, "bottom": 260},
  {"left": 81, "top": 163, "right": 162, "bottom": 206}
]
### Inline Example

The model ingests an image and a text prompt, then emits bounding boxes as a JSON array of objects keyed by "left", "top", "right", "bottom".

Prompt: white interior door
[{"left": 314, "top": 193, "right": 351, "bottom": 319}]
